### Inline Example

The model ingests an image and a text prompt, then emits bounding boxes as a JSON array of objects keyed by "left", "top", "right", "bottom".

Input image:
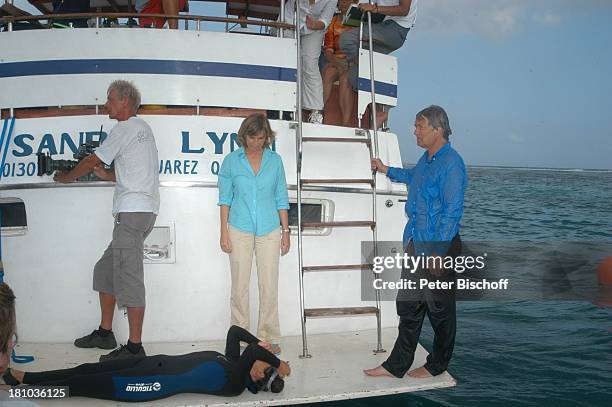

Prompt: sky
[{"left": 12, "top": 0, "right": 612, "bottom": 169}]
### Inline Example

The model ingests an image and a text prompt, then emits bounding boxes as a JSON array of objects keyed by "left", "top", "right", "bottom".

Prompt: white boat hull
[{"left": 2, "top": 115, "right": 407, "bottom": 343}]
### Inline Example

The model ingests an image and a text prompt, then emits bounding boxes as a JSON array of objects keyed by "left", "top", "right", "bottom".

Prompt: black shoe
[
  {"left": 74, "top": 330, "right": 117, "bottom": 350},
  {"left": 99, "top": 345, "right": 146, "bottom": 362},
  {"left": 2, "top": 368, "right": 20, "bottom": 386}
]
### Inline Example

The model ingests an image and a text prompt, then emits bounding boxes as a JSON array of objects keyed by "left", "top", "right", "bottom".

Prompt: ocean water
[{"left": 312, "top": 167, "right": 612, "bottom": 406}]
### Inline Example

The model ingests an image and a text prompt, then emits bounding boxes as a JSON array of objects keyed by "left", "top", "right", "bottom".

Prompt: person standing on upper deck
[
  {"left": 337, "top": 0, "right": 418, "bottom": 127},
  {"left": 366, "top": 105, "right": 467, "bottom": 379},
  {"left": 218, "top": 114, "right": 290, "bottom": 355},
  {"left": 136, "top": 0, "right": 187, "bottom": 29},
  {"left": 52, "top": 0, "right": 89, "bottom": 28},
  {"left": 54, "top": 80, "right": 160, "bottom": 362},
  {"left": 322, "top": 0, "right": 358, "bottom": 111},
  {"left": 281, "top": 0, "right": 338, "bottom": 124}
]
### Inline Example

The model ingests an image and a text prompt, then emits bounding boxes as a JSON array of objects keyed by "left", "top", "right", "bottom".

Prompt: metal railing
[
  {"left": 365, "top": 1, "right": 384, "bottom": 354},
  {"left": 293, "top": 2, "right": 309, "bottom": 359},
  {"left": 0, "top": 11, "right": 293, "bottom": 33}
]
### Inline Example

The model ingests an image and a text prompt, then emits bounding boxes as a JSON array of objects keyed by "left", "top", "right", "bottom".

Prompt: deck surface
[{"left": 2, "top": 328, "right": 455, "bottom": 406}]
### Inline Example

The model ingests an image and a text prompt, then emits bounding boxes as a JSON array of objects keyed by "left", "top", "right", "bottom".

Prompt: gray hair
[
  {"left": 416, "top": 105, "right": 452, "bottom": 140},
  {"left": 107, "top": 80, "right": 141, "bottom": 112}
]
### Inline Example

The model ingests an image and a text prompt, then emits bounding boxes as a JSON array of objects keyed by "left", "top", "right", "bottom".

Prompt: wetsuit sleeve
[
  {"left": 237, "top": 343, "right": 281, "bottom": 375},
  {"left": 225, "top": 325, "right": 261, "bottom": 358},
  {"left": 246, "top": 345, "right": 281, "bottom": 368},
  {"left": 234, "top": 343, "right": 281, "bottom": 395}
]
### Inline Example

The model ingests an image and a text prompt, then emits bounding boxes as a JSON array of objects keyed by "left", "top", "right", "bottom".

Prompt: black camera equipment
[{"left": 37, "top": 140, "right": 103, "bottom": 180}]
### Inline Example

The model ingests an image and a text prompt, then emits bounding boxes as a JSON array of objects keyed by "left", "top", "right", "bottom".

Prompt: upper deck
[{"left": 0, "top": 0, "right": 398, "bottom": 120}]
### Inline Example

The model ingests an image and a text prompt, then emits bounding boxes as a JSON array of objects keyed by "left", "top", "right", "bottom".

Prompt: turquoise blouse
[{"left": 218, "top": 147, "right": 290, "bottom": 236}]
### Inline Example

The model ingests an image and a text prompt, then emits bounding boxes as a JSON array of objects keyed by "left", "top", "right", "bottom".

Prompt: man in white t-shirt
[
  {"left": 337, "top": 0, "right": 418, "bottom": 126},
  {"left": 54, "top": 80, "right": 159, "bottom": 361}
]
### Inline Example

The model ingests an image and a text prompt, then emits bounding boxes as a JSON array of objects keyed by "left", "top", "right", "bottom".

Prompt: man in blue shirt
[{"left": 365, "top": 105, "right": 467, "bottom": 379}]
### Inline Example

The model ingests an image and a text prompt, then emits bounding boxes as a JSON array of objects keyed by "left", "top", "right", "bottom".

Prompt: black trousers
[{"left": 382, "top": 234, "right": 461, "bottom": 377}]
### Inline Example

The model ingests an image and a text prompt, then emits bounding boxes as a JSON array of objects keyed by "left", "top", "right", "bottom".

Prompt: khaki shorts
[{"left": 93, "top": 212, "right": 156, "bottom": 308}]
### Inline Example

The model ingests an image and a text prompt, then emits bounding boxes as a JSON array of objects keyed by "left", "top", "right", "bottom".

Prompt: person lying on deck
[{"left": 3, "top": 325, "right": 291, "bottom": 401}]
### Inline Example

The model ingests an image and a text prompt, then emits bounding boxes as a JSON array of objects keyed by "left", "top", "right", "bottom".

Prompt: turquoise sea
[{"left": 314, "top": 167, "right": 612, "bottom": 406}]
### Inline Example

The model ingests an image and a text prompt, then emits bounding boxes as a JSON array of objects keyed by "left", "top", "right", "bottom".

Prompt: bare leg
[
  {"left": 376, "top": 110, "right": 388, "bottom": 129},
  {"left": 162, "top": 0, "right": 179, "bottom": 29},
  {"left": 322, "top": 64, "right": 339, "bottom": 106},
  {"left": 127, "top": 306, "right": 145, "bottom": 343},
  {"left": 99, "top": 292, "right": 115, "bottom": 331},
  {"left": 407, "top": 366, "right": 434, "bottom": 378},
  {"left": 363, "top": 365, "right": 395, "bottom": 377},
  {"left": 366, "top": 105, "right": 389, "bottom": 129},
  {"left": 338, "top": 72, "right": 355, "bottom": 127}
]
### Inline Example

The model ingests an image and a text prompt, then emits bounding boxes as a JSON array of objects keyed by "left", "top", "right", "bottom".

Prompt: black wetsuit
[{"left": 21, "top": 326, "right": 280, "bottom": 402}]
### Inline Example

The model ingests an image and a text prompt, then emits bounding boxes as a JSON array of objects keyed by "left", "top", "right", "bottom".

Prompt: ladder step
[
  {"left": 304, "top": 307, "right": 379, "bottom": 318},
  {"left": 301, "top": 179, "right": 374, "bottom": 186},
  {"left": 302, "top": 137, "right": 371, "bottom": 145},
  {"left": 301, "top": 221, "right": 376, "bottom": 228},
  {"left": 303, "top": 263, "right": 373, "bottom": 272}
]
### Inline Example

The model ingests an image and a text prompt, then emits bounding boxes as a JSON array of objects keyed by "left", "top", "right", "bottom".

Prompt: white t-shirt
[
  {"left": 373, "top": 0, "right": 418, "bottom": 29},
  {"left": 284, "top": 0, "right": 337, "bottom": 34},
  {"left": 95, "top": 116, "right": 160, "bottom": 215}
]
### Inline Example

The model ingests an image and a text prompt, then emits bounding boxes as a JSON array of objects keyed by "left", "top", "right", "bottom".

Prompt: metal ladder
[
  {"left": 296, "top": 130, "right": 385, "bottom": 358},
  {"left": 293, "top": 4, "right": 385, "bottom": 359}
]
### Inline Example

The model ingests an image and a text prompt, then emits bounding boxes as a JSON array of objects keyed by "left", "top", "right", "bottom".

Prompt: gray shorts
[{"left": 93, "top": 212, "right": 156, "bottom": 308}]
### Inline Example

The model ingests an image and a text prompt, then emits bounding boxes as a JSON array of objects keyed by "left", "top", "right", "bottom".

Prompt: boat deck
[{"left": 3, "top": 328, "right": 456, "bottom": 406}]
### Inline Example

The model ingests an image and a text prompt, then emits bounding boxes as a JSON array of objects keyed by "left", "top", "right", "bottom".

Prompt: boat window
[
  {"left": 288, "top": 203, "right": 323, "bottom": 226},
  {"left": 288, "top": 198, "right": 334, "bottom": 236},
  {"left": 0, "top": 198, "right": 27, "bottom": 236}
]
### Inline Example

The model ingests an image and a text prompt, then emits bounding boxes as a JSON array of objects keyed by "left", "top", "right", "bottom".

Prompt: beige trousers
[{"left": 228, "top": 225, "right": 281, "bottom": 343}]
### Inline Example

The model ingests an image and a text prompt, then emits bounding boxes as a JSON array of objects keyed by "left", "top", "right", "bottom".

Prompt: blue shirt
[
  {"left": 218, "top": 147, "right": 290, "bottom": 236},
  {"left": 387, "top": 143, "right": 467, "bottom": 255}
]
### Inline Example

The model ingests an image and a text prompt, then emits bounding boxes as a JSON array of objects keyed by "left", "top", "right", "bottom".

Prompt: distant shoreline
[{"left": 401, "top": 163, "right": 612, "bottom": 173}]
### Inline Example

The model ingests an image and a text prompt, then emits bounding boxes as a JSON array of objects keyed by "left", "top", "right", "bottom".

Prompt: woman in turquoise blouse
[{"left": 218, "top": 114, "right": 290, "bottom": 354}]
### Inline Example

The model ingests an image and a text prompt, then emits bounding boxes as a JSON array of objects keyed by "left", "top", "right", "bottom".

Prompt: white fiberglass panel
[
  {"left": 0, "top": 75, "right": 296, "bottom": 111},
  {"left": 0, "top": 29, "right": 297, "bottom": 110},
  {"left": 1, "top": 29, "right": 295, "bottom": 67},
  {"left": 358, "top": 50, "right": 398, "bottom": 117},
  {"left": 0, "top": 116, "right": 406, "bottom": 191}
]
